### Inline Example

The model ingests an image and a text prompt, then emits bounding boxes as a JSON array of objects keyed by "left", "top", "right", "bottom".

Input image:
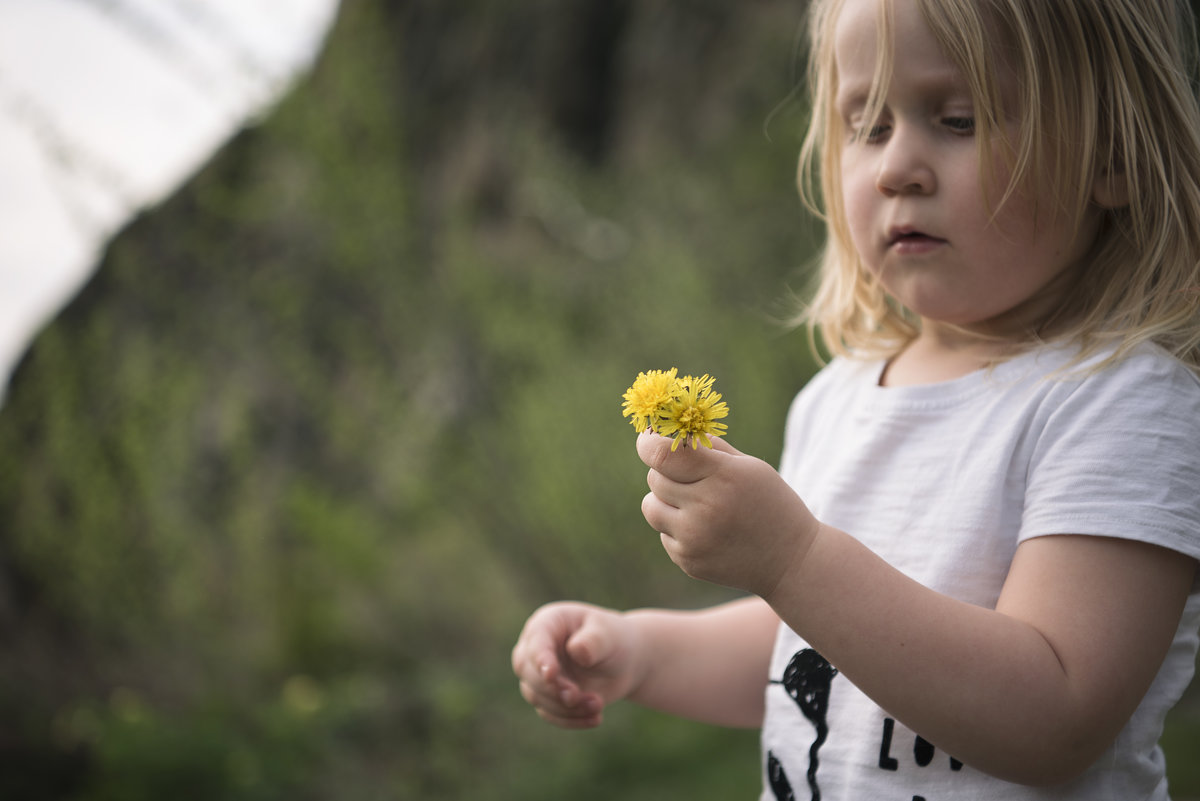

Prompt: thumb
[
  {"left": 565, "top": 615, "right": 616, "bottom": 670},
  {"left": 708, "top": 434, "right": 741, "bottom": 456},
  {"left": 637, "top": 430, "right": 738, "bottom": 484}
]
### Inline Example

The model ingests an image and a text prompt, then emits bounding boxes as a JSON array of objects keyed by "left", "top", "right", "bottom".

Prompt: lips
[{"left": 886, "top": 227, "right": 945, "bottom": 250}]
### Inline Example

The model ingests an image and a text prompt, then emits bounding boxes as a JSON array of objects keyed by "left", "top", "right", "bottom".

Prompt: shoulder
[
  {"left": 1020, "top": 343, "right": 1200, "bottom": 558},
  {"left": 1036, "top": 342, "right": 1200, "bottom": 422},
  {"left": 1022, "top": 342, "right": 1200, "bottom": 451},
  {"left": 1078, "top": 341, "right": 1200, "bottom": 388}
]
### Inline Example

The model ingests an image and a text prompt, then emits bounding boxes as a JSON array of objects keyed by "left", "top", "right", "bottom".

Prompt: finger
[
  {"left": 708, "top": 434, "right": 740, "bottom": 456},
  {"left": 514, "top": 615, "right": 588, "bottom": 704},
  {"left": 513, "top": 626, "right": 561, "bottom": 685},
  {"left": 534, "top": 699, "right": 604, "bottom": 729},
  {"left": 642, "top": 490, "right": 684, "bottom": 535},
  {"left": 645, "top": 467, "right": 682, "bottom": 508},
  {"left": 567, "top": 606, "right": 631, "bottom": 677},
  {"left": 565, "top": 615, "right": 612, "bottom": 669},
  {"left": 519, "top": 678, "right": 558, "bottom": 710},
  {"left": 659, "top": 530, "right": 684, "bottom": 567},
  {"left": 520, "top": 679, "right": 604, "bottom": 726},
  {"left": 518, "top": 676, "right": 583, "bottom": 713},
  {"left": 637, "top": 430, "right": 724, "bottom": 484},
  {"left": 517, "top": 653, "right": 594, "bottom": 710}
]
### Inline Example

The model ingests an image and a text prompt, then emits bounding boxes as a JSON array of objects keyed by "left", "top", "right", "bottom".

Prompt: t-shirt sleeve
[{"left": 1019, "top": 350, "right": 1200, "bottom": 566}]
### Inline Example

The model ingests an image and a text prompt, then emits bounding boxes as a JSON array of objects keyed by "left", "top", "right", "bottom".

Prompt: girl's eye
[
  {"left": 851, "top": 123, "right": 890, "bottom": 143},
  {"left": 943, "top": 116, "right": 975, "bottom": 134}
]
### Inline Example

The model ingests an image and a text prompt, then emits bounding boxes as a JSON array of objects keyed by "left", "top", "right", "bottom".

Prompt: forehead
[
  {"left": 832, "top": 0, "right": 882, "bottom": 62},
  {"left": 832, "top": 0, "right": 967, "bottom": 103}
]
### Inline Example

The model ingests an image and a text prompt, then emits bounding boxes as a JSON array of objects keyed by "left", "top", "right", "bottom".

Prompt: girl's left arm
[
  {"left": 776, "top": 525, "right": 1194, "bottom": 786},
  {"left": 637, "top": 432, "right": 1197, "bottom": 787}
]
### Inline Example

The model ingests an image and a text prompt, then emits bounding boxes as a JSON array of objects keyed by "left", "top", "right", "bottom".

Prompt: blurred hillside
[
  {"left": 0, "top": 1, "right": 1197, "bottom": 799},
  {"left": 0, "top": 1, "right": 821, "bottom": 798}
]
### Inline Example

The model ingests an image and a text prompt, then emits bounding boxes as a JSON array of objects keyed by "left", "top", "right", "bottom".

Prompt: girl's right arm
[{"left": 511, "top": 595, "right": 778, "bottom": 729}]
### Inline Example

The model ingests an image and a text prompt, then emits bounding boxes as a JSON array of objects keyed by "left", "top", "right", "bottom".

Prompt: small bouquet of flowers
[{"left": 621, "top": 368, "right": 730, "bottom": 451}]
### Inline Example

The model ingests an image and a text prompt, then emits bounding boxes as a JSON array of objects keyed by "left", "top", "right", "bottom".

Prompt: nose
[{"left": 875, "top": 128, "right": 936, "bottom": 196}]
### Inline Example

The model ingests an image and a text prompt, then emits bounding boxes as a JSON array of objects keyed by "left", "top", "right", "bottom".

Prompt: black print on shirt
[
  {"left": 766, "top": 751, "right": 795, "bottom": 801},
  {"left": 768, "top": 648, "right": 839, "bottom": 801},
  {"left": 878, "top": 717, "right": 964, "bottom": 772}
]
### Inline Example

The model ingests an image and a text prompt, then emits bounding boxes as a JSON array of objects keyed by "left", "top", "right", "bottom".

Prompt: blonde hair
[{"left": 797, "top": 0, "right": 1200, "bottom": 373}]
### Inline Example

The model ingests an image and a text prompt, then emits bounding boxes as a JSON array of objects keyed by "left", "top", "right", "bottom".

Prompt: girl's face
[{"left": 834, "top": 0, "right": 1102, "bottom": 343}]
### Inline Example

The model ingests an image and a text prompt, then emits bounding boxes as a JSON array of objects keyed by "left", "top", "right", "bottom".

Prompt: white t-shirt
[{"left": 760, "top": 344, "right": 1200, "bottom": 801}]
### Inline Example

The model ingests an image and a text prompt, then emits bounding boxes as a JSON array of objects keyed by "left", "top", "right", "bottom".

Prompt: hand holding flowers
[
  {"left": 637, "top": 430, "right": 819, "bottom": 600},
  {"left": 622, "top": 370, "right": 819, "bottom": 600}
]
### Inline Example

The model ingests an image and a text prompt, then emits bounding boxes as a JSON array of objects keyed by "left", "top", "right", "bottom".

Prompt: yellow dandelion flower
[
  {"left": 656, "top": 373, "right": 729, "bottom": 451},
  {"left": 621, "top": 368, "right": 680, "bottom": 432},
  {"left": 677, "top": 373, "right": 715, "bottom": 395}
]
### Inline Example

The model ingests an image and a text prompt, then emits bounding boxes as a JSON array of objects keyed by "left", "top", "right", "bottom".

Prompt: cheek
[
  {"left": 975, "top": 183, "right": 1044, "bottom": 250},
  {"left": 975, "top": 152, "right": 1036, "bottom": 236},
  {"left": 840, "top": 173, "right": 878, "bottom": 263}
]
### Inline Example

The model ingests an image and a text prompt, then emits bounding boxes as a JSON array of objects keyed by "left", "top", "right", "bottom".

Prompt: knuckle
[
  {"left": 641, "top": 493, "right": 660, "bottom": 526},
  {"left": 647, "top": 437, "right": 675, "bottom": 473}
]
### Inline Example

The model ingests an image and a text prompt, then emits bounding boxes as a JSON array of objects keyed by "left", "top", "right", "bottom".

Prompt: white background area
[{"left": 0, "top": 0, "right": 340, "bottom": 398}]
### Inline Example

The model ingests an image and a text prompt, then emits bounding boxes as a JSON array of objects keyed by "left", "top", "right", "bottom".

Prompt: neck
[{"left": 879, "top": 325, "right": 1021, "bottom": 387}]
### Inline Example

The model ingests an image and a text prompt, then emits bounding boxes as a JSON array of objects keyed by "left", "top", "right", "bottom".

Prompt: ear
[{"left": 1091, "top": 166, "right": 1129, "bottom": 209}]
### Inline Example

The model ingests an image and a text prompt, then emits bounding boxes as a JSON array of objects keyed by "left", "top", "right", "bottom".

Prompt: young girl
[{"left": 512, "top": 0, "right": 1200, "bottom": 798}]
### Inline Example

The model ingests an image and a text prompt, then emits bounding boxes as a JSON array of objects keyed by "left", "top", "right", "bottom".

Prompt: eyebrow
[
  {"left": 834, "top": 85, "right": 873, "bottom": 114},
  {"left": 835, "top": 67, "right": 971, "bottom": 112}
]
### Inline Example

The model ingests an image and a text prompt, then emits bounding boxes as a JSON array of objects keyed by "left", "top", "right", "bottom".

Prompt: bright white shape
[{"left": 0, "top": 0, "right": 340, "bottom": 399}]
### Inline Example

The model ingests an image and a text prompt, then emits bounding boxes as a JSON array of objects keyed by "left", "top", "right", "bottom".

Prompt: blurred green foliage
[
  {"left": 0, "top": 2, "right": 815, "bottom": 798},
  {"left": 0, "top": 1, "right": 1196, "bottom": 799}
]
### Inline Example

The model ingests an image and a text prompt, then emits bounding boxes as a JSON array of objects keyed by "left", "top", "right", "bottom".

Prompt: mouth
[{"left": 886, "top": 227, "right": 945, "bottom": 249}]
